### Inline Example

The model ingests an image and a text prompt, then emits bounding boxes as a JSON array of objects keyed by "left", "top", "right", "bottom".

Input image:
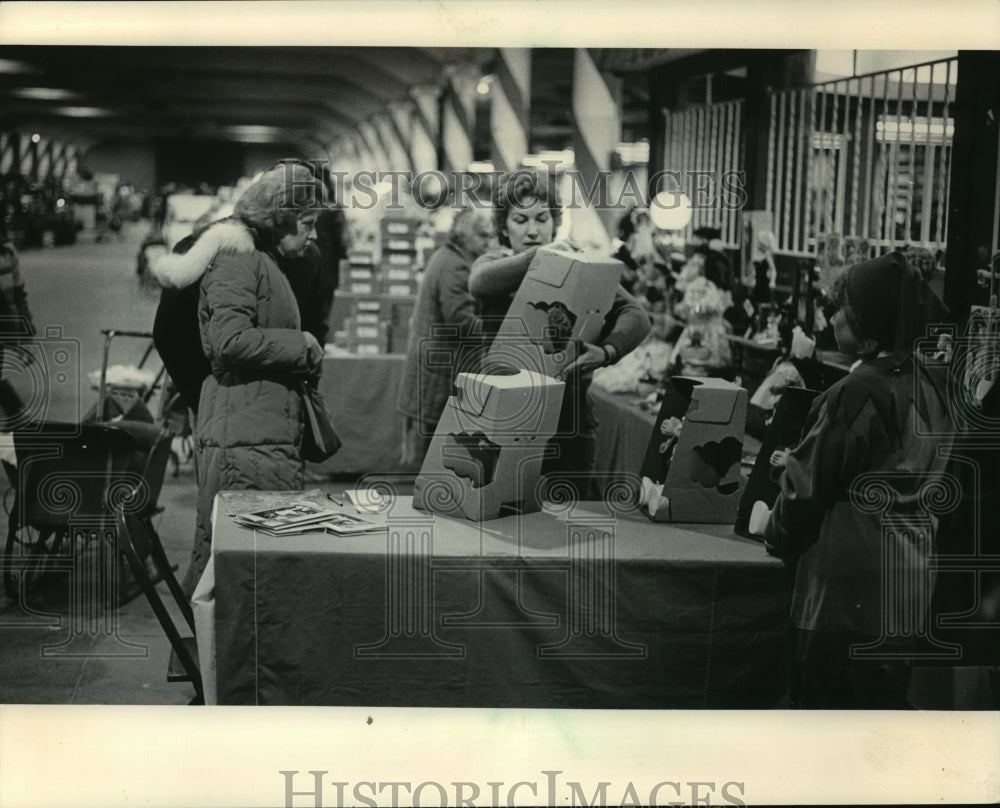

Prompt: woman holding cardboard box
[{"left": 469, "top": 170, "right": 650, "bottom": 489}]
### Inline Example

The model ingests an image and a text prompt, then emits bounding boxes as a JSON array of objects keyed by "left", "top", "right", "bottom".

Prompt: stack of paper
[
  {"left": 317, "top": 512, "right": 386, "bottom": 536},
  {"left": 233, "top": 503, "right": 341, "bottom": 536}
]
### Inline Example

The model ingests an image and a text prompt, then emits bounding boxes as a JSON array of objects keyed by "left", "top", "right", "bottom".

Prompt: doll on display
[
  {"left": 658, "top": 415, "right": 684, "bottom": 466},
  {"left": 669, "top": 253, "right": 732, "bottom": 376},
  {"left": 750, "top": 230, "right": 778, "bottom": 304},
  {"left": 612, "top": 207, "right": 661, "bottom": 296}
]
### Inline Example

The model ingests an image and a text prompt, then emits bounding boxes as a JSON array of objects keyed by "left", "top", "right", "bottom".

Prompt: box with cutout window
[
  {"left": 484, "top": 248, "right": 625, "bottom": 380},
  {"left": 734, "top": 386, "right": 819, "bottom": 538},
  {"left": 639, "top": 376, "right": 749, "bottom": 524},
  {"left": 413, "top": 368, "right": 564, "bottom": 521}
]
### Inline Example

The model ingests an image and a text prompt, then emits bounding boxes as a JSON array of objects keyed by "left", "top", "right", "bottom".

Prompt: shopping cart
[
  {"left": 85, "top": 329, "right": 193, "bottom": 473},
  {"left": 85, "top": 329, "right": 164, "bottom": 424}
]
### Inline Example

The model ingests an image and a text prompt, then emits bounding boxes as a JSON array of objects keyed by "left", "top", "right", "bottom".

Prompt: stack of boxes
[
  {"left": 386, "top": 297, "right": 414, "bottom": 354},
  {"left": 413, "top": 249, "right": 628, "bottom": 521},
  {"left": 638, "top": 376, "right": 748, "bottom": 524},
  {"left": 332, "top": 217, "right": 425, "bottom": 355},
  {"left": 342, "top": 298, "right": 391, "bottom": 355},
  {"left": 380, "top": 217, "right": 421, "bottom": 298},
  {"left": 339, "top": 249, "right": 378, "bottom": 295}
]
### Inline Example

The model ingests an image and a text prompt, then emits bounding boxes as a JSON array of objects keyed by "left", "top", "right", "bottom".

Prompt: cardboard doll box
[
  {"left": 734, "top": 385, "right": 819, "bottom": 539},
  {"left": 413, "top": 369, "right": 564, "bottom": 521},
  {"left": 485, "top": 248, "right": 624, "bottom": 379},
  {"left": 639, "top": 376, "right": 749, "bottom": 524}
]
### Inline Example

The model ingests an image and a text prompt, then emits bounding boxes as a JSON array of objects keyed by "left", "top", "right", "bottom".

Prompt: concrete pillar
[
  {"left": 373, "top": 111, "right": 411, "bottom": 175},
  {"left": 743, "top": 51, "right": 817, "bottom": 212},
  {"left": 36, "top": 137, "right": 52, "bottom": 182},
  {"left": 571, "top": 48, "right": 622, "bottom": 250},
  {"left": 410, "top": 85, "right": 440, "bottom": 175},
  {"left": 0, "top": 133, "right": 13, "bottom": 175},
  {"left": 357, "top": 120, "right": 391, "bottom": 174},
  {"left": 441, "top": 64, "right": 478, "bottom": 174},
  {"left": 389, "top": 101, "right": 416, "bottom": 175},
  {"left": 64, "top": 144, "right": 78, "bottom": 181},
  {"left": 22, "top": 133, "right": 37, "bottom": 180},
  {"left": 490, "top": 48, "right": 531, "bottom": 174}
]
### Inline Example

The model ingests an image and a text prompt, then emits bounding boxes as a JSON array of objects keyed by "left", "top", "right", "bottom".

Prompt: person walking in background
[
  {"left": 152, "top": 163, "right": 327, "bottom": 596},
  {"left": 396, "top": 207, "right": 493, "bottom": 468}
]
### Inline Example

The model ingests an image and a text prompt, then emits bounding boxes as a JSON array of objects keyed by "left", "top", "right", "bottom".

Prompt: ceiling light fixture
[
  {"left": 11, "top": 87, "right": 80, "bottom": 102},
  {"left": 52, "top": 106, "right": 113, "bottom": 118},
  {"left": 0, "top": 59, "right": 36, "bottom": 75}
]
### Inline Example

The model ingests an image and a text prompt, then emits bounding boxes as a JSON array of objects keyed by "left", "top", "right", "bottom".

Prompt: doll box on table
[
  {"left": 412, "top": 369, "right": 564, "bottom": 521},
  {"left": 735, "top": 386, "right": 819, "bottom": 539},
  {"left": 484, "top": 249, "right": 624, "bottom": 378},
  {"left": 639, "top": 376, "right": 748, "bottom": 524}
]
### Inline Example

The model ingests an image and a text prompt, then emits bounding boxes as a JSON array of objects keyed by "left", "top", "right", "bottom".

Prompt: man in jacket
[{"left": 396, "top": 207, "right": 492, "bottom": 468}]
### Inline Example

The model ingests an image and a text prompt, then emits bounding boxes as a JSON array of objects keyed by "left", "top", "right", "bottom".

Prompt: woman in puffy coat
[{"left": 154, "top": 163, "right": 326, "bottom": 596}]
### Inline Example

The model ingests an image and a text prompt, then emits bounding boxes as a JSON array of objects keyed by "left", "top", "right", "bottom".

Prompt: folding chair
[
  {"left": 110, "top": 420, "right": 172, "bottom": 519},
  {"left": 3, "top": 422, "right": 135, "bottom": 603},
  {"left": 108, "top": 421, "right": 178, "bottom": 600},
  {"left": 115, "top": 507, "right": 203, "bottom": 704}
]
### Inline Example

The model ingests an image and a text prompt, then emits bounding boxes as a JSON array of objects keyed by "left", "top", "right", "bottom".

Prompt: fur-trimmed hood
[{"left": 150, "top": 219, "right": 256, "bottom": 289}]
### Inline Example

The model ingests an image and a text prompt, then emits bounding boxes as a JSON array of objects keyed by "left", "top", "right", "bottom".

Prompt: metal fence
[
  {"left": 766, "top": 57, "right": 959, "bottom": 258},
  {"left": 662, "top": 99, "right": 744, "bottom": 247}
]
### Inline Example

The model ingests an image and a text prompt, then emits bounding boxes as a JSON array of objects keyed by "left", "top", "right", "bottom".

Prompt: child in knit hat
[{"left": 764, "top": 251, "right": 953, "bottom": 708}]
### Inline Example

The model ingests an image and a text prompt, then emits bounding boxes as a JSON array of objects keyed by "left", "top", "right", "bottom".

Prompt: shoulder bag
[{"left": 299, "top": 381, "right": 342, "bottom": 462}]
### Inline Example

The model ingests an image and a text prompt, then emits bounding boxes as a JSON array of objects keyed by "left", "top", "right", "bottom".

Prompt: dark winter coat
[
  {"left": 764, "top": 353, "right": 953, "bottom": 635},
  {"left": 281, "top": 240, "right": 334, "bottom": 346},
  {"left": 151, "top": 220, "right": 255, "bottom": 414},
  {"left": 152, "top": 221, "right": 330, "bottom": 414},
  {"left": 152, "top": 219, "right": 323, "bottom": 595},
  {"left": 397, "top": 239, "right": 483, "bottom": 428}
]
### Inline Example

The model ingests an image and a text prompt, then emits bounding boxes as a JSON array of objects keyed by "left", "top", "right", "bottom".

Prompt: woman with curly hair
[{"left": 469, "top": 170, "right": 650, "bottom": 485}]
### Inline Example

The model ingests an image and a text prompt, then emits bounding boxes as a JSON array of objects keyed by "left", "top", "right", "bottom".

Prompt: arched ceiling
[
  {"left": 0, "top": 45, "right": 699, "bottom": 154},
  {"left": 0, "top": 45, "right": 493, "bottom": 152}
]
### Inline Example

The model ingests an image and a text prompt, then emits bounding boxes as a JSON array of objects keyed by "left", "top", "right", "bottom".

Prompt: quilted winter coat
[{"left": 154, "top": 219, "right": 322, "bottom": 595}]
